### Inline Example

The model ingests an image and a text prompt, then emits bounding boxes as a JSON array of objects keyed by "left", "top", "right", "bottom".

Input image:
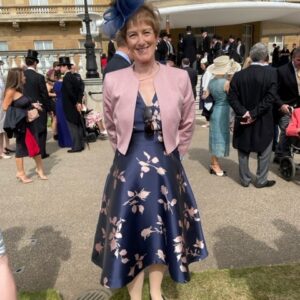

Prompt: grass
[
  {"left": 19, "top": 289, "right": 61, "bottom": 300},
  {"left": 111, "top": 263, "right": 300, "bottom": 300}
]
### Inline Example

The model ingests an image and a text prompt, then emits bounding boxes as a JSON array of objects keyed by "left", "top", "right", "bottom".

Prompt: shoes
[
  {"left": 41, "top": 154, "right": 50, "bottom": 159},
  {"left": 67, "top": 148, "right": 83, "bottom": 153},
  {"left": 255, "top": 180, "right": 276, "bottom": 188},
  {"left": 241, "top": 182, "right": 250, "bottom": 187},
  {"left": 210, "top": 167, "right": 227, "bottom": 177},
  {"left": 0, "top": 153, "right": 12, "bottom": 159},
  {"left": 5, "top": 147, "right": 15, "bottom": 153},
  {"left": 35, "top": 169, "right": 48, "bottom": 180},
  {"left": 16, "top": 174, "right": 33, "bottom": 184},
  {"left": 53, "top": 134, "right": 58, "bottom": 141},
  {"left": 99, "top": 132, "right": 109, "bottom": 140}
]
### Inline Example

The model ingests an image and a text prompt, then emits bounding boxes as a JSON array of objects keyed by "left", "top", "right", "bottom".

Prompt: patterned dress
[{"left": 92, "top": 93, "right": 208, "bottom": 288}]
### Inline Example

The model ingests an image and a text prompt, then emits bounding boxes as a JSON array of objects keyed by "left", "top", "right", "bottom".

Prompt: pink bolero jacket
[
  {"left": 103, "top": 64, "right": 195, "bottom": 156},
  {"left": 286, "top": 108, "right": 300, "bottom": 137}
]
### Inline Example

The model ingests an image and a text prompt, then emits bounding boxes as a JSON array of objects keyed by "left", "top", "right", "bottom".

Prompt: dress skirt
[{"left": 92, "top": 94, "right": 208, "bottom": 288}]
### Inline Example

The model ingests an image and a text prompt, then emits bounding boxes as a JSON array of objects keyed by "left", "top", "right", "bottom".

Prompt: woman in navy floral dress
[{"left": 92, "top": 1, "right": 208, "bottom": 299}]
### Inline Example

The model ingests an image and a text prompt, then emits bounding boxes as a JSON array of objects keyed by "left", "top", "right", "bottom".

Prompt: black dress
[{"left": 12, "top": 96, "right": 39, "bottom": 158}]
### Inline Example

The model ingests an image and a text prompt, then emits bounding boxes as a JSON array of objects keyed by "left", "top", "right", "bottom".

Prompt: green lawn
[
  {"left": 19, "top": 289, "right": 61, "bottom": 300},
  {"left": 111, "top": 263, "right": 300, "bottom": 300},
  {"left": 17, "top": 264, "right": 300, "bottom": 300}
]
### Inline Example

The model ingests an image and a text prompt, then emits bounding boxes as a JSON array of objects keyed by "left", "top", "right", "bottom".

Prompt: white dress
[{"left": 0, "top": 75, "right": 6, "bottom": 133}]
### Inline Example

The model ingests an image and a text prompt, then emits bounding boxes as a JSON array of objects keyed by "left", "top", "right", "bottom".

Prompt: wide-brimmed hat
[
  {"left": 102, "top": 0, "right": 145, "bottom": 38},
  {"left": 57, "top": 56, "right": 73, "bottom": 66},
  {"left": 207, "top": 55, "right": 241, "bottom": 75},
  {"left": 25, "top": 49, "right": 39, "bottom": 63}
]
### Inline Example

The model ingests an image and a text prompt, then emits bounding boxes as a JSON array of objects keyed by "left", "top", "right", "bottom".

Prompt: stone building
[{"left": 0, "top": 0, "right": 300, "bottom": 76}]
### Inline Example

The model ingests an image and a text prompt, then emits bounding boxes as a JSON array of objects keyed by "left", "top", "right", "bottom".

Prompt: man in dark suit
[
  {"left": 236, "top": 38, "right": 245, "bottom": 63},
  {"left": 107, "top": 39, "right": 116, "bottom": 62},
  {"left": 271, "top": 43, "right": 280, "bottom": 68},
  {"left": 201, "top": 29, "right": 211, "bottom": 57},
  {"left": 181, "top": 57, "right": 198, "bottom": 99},
  {"left": 274, "top": 47, "right": 300, "bottom": 162},
  {"left": 228, "top": 43, "right": 277, "bottom": 188},
  {"left": 103, "top": 33, "right": 131, "bottom": 80},
  {"left": 23, "top": 49, "right": 52, "bottom": 159},
  {"left": 182, "top": 26, "right": 197, "bottom": 67},
  {"left": 59, "top": 56, "right": 85, "bottom": 153},
  {"left": 155, "top": 31, "right": 169, "bottom": 64}
]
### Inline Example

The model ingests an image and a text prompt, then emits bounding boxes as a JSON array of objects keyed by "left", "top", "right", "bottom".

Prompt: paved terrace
[{"left": 1, "top": 121, "right": 300, "bottom": 299}]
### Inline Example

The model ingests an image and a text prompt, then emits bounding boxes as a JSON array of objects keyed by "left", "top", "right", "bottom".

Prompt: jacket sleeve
[
  {"left": 249, "top": 69, "right": 277, "bottom": 119},
  {"left": 178, "top": 73, "right": 195, "bottom": 156},
  {"left": 286, "top": 109, "right": 300, "bottom": 137},
  {"left": 103, "top": 77, "right": 117, "bottom": 151},
  {"left": 38, "top": 75, "right": 52, "bottom": 112},
  {"left": 228, "top": 74, "right": 248, "bottom": 116}
]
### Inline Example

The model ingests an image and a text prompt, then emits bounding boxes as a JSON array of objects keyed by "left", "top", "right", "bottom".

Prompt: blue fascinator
[{"left": 102, "top": 0, "right": 145, "bottom": 38}]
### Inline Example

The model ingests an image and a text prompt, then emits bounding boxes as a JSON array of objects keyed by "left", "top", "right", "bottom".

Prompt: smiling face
[{"left": 126, "top": 22, "right": 157, "bottom": 65}]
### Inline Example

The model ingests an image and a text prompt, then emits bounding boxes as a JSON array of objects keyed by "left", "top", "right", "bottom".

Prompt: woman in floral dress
[{"left": 92, "top": 1, "right": 208, "bottom": 299}]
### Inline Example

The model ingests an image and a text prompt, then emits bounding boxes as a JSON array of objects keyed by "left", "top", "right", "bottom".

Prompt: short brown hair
[
  {"left": 115, "top": 31, "right": 127, "bottom": 48},
  {"left": 5, "top": 67, "right": 24, "bottom": 93},
  {"left": 119, "top": 3, "right": 161, "bottom": 41}
]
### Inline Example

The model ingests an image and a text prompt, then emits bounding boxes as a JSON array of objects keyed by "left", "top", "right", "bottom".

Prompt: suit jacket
[
  {"left": 23, "top": 69, "right": 51, "bottom": 133},
  {"left": 107, "top": 40, "right": 116, "bottom": 62},
  {"left": 103, "top": 64, "right": 195, "bottom": 156},
  {"left": 228, "top": 65, "right": 277, "bottom": 153},
  {"left": 62, "top": 72, "right": 82, "bottom": 124},
  {"left": 103, "top": 53, "right": 131, "bottom": 80},
  {"left": 276, "top": 62, "right": 300, "bottom": 108},
  {"left": 156, "top": 39, "right": 168, "bottom": 62},
  {"left": 182, "top": 66, "right": 198, "bottom": 98},
  {"left": 286, "top": 108, "right": 300, "bottom": 137},
  {"left": 202, "top": 35, "right": 211, "bottom": 54},
  {"left": 182, "top": 34, "right": 197, "bottom": 64}
]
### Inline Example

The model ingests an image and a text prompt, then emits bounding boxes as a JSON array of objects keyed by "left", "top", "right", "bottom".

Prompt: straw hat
[{"left": 207, "top": 55, "right": 241, "bottom": 75}]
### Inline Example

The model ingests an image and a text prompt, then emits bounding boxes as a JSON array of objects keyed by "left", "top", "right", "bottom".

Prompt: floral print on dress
[{"left": 92, "top": 93, "right": 208, "bottom": 289}]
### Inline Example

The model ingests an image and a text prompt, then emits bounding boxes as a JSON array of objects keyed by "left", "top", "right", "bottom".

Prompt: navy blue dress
[
  {"left": 54, "top": 81, "right": 72, "bottom": 148},
  {"left": 92, "top": 94, "right": 208, "bottom": 288}
]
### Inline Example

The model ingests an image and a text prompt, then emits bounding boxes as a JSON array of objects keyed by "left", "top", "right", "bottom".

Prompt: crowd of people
[{"left": 1, "top": 0, "right": 300, "bottom": 299}]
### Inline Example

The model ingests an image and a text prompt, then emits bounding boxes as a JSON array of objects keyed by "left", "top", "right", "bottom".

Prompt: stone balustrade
[
  {"left": 0, "top": 5, "right": 105, "bottom": 22},
  {"left": 0, "top": 48, "right": 102, "bottom": 79}
]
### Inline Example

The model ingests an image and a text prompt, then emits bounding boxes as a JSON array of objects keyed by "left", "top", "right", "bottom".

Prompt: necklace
[{"left": 134, "top": 63, "right": 159, "bottom": 81}]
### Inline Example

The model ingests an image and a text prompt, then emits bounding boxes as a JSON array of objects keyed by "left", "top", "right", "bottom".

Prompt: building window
[
  {"left": 34, "top": 40, "right": 53, "bottom": 50},
  {"left": 268, "top": 35, "right": 283, "bottom": 62},
  {"left": 29, "top": 0, "right": 48, "bottom": 5},
  {"left": 75, "top": 0, "right": 93, "bottom": 5},
  {"left": 79, "top": 40, "right": 86, "bottom": 49},
  {"left": 0, "top": 41, "right": 8, "bottom": 51}
]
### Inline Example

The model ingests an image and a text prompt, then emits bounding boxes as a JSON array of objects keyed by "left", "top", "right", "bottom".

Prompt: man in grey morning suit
[{"left": 228, "top": 43, "right": 277, "bottom": 188}]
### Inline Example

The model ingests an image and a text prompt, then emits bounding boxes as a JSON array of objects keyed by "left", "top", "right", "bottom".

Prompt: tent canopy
[{"left": 158, "top": 1, "right": 300, "bottom": 28}]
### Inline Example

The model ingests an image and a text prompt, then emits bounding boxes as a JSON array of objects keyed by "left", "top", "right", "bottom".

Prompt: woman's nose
[{"left": 136, "top": 34, "right": 146, "bottom": 45}]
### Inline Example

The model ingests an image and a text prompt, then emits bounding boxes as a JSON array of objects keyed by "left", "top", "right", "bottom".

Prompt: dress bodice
[
  {"left": 11, "top": 95, "right": 32, "bottom": 110},
  {"left": 53, "top": 81, "right": 63, "bottom": 99},
  {"left": 208, "top": 78, "right": 228, "bottom": 106},
  {"left": 131, "top": 93, "right": 163, "bottom": 143}
]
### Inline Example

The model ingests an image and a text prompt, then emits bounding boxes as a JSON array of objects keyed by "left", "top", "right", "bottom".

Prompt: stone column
[{"left": 83, "top": 78, "right": 103, "bottom": 113}]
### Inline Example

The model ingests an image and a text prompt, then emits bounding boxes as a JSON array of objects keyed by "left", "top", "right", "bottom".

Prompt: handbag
[
  {"left": 27, "top": 108, "right": 39, "bottom": 122},
  {"left": 201, "top": 94, "right": 215, "bottom": 121},
  {"left": 25, "top": 128, "right": 40, "bottom": 157}
]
